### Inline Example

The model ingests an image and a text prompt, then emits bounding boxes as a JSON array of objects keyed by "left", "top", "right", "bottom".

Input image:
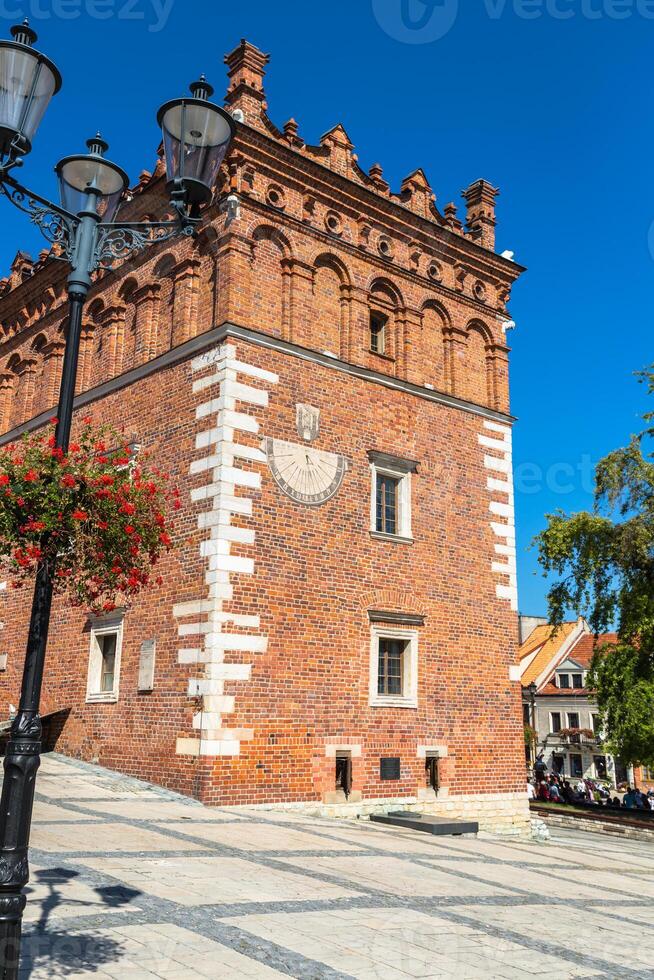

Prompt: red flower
[
  {"left": 100, "top": 475, "right": 114, "bottom": 486},
  {"left": 159, "top": 532, "right": 172, "bottom": 546},
  {"left": 97, "top": 520, "right": 108, "bottom": 530},
  {"left": 115, "top": 456, "right": 130, "bottom": 466},
  {"left": 120, "top": 502, "right": 136, "bottom": 515},
  {"left": 16, "top": 497, "right": 25, "bottom": 507},
  {"left": 102, "top": 601, "right": 116, "bottom": 612},
  {"left": 95, "top": 441, "right": 106, "bottom": 452},
  {"left": 47, "top": 436, "right": 56, "bottom": 448},
  {"left": 173, "top": 499, "right": 181, "bottom": 510},
  {"left": 95, "top": 489, "right": 111, "bottom": 499},
  {"left": 155, "top": 513, "right": 165, "bottom": 527},
  {"left": 61, "top": 474, "right": 76, "bottom": 488},
  {"left": 124, "top": 525, "right": 135, "bottom": 535},
  {"left": 82, "top": 415, "right": 93, "bottom": 424},
  {"left": 23, "top": 470, "right": 38, "bottom": 482},
  {"left": 0, "top": 475, "right": 9, "bottom": 486},
  {"left": 69, "top": 442, "right": 80, "bottom": 453},
  {"left": 49, "top": 416, "right": 59, "bottom": 425},
  {"left": 72, "top": 510, "right": 88, "bottom": 521}
]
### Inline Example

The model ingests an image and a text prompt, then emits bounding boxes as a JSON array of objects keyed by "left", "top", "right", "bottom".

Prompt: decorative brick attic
[{"left": 0, "top": 40, "right": 528, "bottom": 834}]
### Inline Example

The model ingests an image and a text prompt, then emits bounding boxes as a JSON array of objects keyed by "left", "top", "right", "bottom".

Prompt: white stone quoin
[
  {"left": 174, "top": 343, "right": 278, "bottom": 758},
  {"left": 479, "top": 421, "right": 518, "bottom": 612}
]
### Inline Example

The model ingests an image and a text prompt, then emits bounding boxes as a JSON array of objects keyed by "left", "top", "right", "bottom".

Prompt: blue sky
[{"left": 1, "top": 0, "right": 652, "bottom": 616}]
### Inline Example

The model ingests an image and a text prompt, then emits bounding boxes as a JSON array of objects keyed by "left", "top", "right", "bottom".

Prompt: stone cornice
[{"left": 232, "top": 122, "right": 525, "bottom": 285}]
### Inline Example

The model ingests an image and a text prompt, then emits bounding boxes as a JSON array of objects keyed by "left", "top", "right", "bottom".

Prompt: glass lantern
[
  {"left": 157, "top": 77, "right": 235, "bottom": 207},
  {"left": 0, "top": 21, "right": 61, "bottom": 161},
  {"left": 55, "top": 135, "right": 128, "bottom": 223}
]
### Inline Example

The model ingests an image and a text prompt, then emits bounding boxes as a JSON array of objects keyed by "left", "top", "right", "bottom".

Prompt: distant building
[{"left": 519, "top": 619, "right": 625, "bottom": 786}]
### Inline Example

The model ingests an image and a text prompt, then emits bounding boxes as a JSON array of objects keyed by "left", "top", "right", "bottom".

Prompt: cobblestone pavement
[{"left": 11, "top": 754, "right": 654, "bottom": 979}]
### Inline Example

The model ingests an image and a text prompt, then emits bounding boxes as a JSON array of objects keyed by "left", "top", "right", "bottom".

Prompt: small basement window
[
  {"left": 425, "top": 756, "right": 439, "bottom": 793},
  {"left": 335, "top": 753, "right": 353, "bottom": 799},
  {"left": 369, "top": 311, "right": 388, "bottom": 355}
]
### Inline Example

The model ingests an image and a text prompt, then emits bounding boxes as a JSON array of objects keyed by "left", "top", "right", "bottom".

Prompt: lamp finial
[
  {"left": 10, "top": 20, "right": 37, "bottom": 46},
  {"left": 86, "top": 133, "right": 108, "bottom": 157},
  {"left": 190, "top": 76, "right": 214, "bottom": 101}
]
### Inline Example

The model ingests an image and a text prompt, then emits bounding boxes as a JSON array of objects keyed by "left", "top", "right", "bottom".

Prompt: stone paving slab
[{"left": 4, "top": 753, "right": 653, "bottom": 979}]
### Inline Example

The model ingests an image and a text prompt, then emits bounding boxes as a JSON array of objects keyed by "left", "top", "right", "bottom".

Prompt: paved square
[{"left": 9, "top": 755, "right": 654, "bottom": 978}]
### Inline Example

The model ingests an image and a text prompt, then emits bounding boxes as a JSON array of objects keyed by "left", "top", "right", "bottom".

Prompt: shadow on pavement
[{"left": 18, "top": 867, "right": 142, "bottom": 978}]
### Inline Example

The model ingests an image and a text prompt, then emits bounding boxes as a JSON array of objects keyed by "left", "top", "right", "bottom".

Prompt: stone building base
[{"left": 236, "top": 791, "right": 531, "bottom": 837}]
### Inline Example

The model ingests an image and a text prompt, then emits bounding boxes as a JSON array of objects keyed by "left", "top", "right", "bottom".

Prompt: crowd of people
[{"left": 527, "top": 772, "right": 654, "bottom": 811}]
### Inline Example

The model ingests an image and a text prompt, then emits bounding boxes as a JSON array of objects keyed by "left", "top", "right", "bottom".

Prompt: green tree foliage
[{"left": 535, "top": 370, "right": 654, "bottom": 768}]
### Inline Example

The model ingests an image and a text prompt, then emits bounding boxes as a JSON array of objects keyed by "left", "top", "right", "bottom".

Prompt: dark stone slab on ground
[{"left": 370, "top": 811, "right": 479, "bottom": 836}]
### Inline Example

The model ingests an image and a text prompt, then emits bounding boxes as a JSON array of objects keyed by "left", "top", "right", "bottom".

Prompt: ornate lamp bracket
[
  {"left": 0, "top": 166, "right": 200, "bottom": 275},
  {"left": 0, "top": 170, "right": 77, "bottom": 260}
]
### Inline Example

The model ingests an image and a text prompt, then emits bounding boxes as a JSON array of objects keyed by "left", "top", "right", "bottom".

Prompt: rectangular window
[
  {"left": 558, "top": 674, "right": 571, "bottom": 689},
  {"left": 591, "top": 713, "right": 601, "bottom": 734},
  {"left": 550, "top": 712, "right": 562, "bottom": 734},
  {"left": 570, "top": 753, "right": 583, "bottom": 778},
  {"left": 378, "top": 638, "right": 405, "bottom": 696},
  {"left": 369, "top": 312, "right": 388, "bottom": 354},
  {"left": 572, "top": 672, "right": 584, "bottom": 689},
  {"left": 567, "top": 712, "right": 580, "bottom": 729},
  {"left": 368, "top": 453, "right": 417, "bottom": 542},
  {"left": 552, "top": 754, "right": 565, "bottom": 775},
  {"left": 594, "top": 755, "right": 607, "bottom": 780},
  {"left": 100, "top": 633, "right": 117, "bottom": 693},
  {"left": 523, "top": 703, "right": 531, "bottom": 726},
  {"left": 86, "top": 616, "right": 123, "bottom": 703},
  {"left": 376, "top": 473, "right": 400, "bottom": 535},
  {"left": 369, "top": 626, "right": 418, "bottom": 708}
]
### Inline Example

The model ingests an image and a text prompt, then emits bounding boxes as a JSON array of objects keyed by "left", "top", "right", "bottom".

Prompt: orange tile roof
[
  {"left": 538, "top": 632, "right": 618, "bottom": 695},
  {"left": 519, "top": 620, "right": 580, "bottom": 687}
]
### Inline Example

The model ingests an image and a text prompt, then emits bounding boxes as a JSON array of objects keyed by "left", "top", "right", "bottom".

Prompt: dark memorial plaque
[{"left": 380, "top": 757, "right": 401, "bottom": 780}]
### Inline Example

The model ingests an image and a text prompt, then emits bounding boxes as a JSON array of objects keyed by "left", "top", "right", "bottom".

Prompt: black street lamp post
[{"left": 0, "top": 22, "right": 235, "bottom": 977}]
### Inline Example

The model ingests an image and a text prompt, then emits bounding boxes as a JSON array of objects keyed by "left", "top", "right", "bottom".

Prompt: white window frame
[
  {"left": 370, "top": 462, "right": 412, "bottom": 541},
  {"left": 369, "top": 624, "right": 418, "bottom": 709},
  {"left": 86, "top": 614, "right": 124, "bottom": 704},
  {"left": 549, "top": 711, "right": 562, "bottom": 734}
]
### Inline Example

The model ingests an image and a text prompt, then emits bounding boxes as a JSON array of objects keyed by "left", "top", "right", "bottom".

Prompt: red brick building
[{"left": 0, "top": 41, "right": 528, "bottom": 832}]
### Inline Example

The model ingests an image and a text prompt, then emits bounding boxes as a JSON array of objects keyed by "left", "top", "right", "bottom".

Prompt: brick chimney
[
  {"left": 462, "top": 179, "right": 499, "bottom": 250},
  {"left": 224, "top": 39, "right": 270, "bottom": 127}
]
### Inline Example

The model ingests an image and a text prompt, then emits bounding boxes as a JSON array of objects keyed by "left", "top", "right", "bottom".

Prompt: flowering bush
[{"left": 0, "top": 417, "right": 179, "bottom": 613}]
